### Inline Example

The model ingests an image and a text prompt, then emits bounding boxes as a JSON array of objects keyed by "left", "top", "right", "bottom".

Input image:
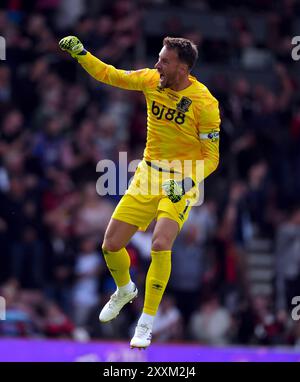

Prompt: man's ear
[{"left": 179, "top": 63, "right": 189, "bottom": 75}]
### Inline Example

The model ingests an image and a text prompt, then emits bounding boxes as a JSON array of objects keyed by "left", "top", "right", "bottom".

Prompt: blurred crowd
[{"left": 1, "top": 0, "right": 300, "bottom": 347}]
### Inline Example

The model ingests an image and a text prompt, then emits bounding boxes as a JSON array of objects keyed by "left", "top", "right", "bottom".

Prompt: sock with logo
[{"left": 143, "top": 250, "right": 171, "bottom": 316}]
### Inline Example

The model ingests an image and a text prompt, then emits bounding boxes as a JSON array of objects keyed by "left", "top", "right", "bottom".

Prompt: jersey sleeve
[
  {"left": 76, "top": 52, "right": 156, "bottom": 91},
  {"left": 196, "top": 94, "right": 221, "bottom": 182}
]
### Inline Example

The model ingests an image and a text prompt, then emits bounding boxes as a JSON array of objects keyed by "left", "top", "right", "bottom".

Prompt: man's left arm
[{"left": 196, "top": 96, "right": 221, "bottom": 182}]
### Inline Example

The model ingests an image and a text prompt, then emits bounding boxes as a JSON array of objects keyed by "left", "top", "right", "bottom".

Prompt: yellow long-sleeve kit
[{"left": 77, "top": 52, "right": 221, "bottom": 231}]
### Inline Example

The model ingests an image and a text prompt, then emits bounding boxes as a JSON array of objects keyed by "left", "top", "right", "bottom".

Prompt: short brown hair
[{"left": 163, "top": 37, "right": 198, "bottom": 71}]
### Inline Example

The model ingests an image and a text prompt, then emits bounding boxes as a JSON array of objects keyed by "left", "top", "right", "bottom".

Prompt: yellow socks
[
  {"left": 102, "top": 247, "right": 171, "bottom": 316},
  {"left": 143, "top": 250, "right": 171, "bottom": 316},
  {"left": 102, "top": 247, "right": 131, "bottom": 287}
]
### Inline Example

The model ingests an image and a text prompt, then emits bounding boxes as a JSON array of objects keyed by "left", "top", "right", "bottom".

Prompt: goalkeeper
[{"left": 59, "top": 35, "right": 220, "bottom": 349}]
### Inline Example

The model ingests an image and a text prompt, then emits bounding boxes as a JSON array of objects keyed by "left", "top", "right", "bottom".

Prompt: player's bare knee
[
  {"left": 152, "top": 236, "right": 171, "bottom": 251},
  {"left": 102, "top": 238, "right": 122, "bottom": 253}
]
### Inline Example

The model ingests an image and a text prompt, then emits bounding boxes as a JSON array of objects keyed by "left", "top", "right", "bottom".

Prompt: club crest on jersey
[{"left": 176, "top": 97, "right": 192, "bottom": 113}]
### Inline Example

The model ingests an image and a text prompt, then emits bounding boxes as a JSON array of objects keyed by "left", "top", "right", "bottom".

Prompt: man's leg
[
  {"left": 144, "top": 217, "right": 178, "bottom": 315},
  {"left": 130, "top": 217, "right": 179, "bottom": 348},
  {"left": 99, "top": 218, "right": 139, "bottom": 322},
  {"left": 102, "top": 218, "right": 138, "bottom": 287}
]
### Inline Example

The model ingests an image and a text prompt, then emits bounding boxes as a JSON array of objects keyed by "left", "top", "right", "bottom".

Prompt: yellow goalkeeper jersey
[{"left": 77, "top": 52, "right": 221, "bottom": 183}]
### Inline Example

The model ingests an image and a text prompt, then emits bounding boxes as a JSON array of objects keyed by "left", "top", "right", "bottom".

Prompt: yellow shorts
[{"left": 112, "top": 160, "right": 194, "bottom": 231}]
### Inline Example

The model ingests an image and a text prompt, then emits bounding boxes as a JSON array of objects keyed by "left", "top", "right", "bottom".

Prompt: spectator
[
  {"left": 275, "top": 208, "right": 300, "bottom": 317},
  {"left": 42, "top": 301, "right": 75, "bottom": 338},
  {"left": 73, "top": 182, "right": 113, "bottom": 239},
  {"left": 188, "top": 294, "right": 232, "bottom": 345},
  {"left": 72, "top": 237, "right": 103, "bottom": 326},
  {"left": 152, "top": 294, "right": 183, "bottom": 342}
]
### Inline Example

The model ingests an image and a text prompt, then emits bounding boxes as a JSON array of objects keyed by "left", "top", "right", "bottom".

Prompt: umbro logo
[{"left": 152, "top": 283, "right": 163, "bottom": 291}]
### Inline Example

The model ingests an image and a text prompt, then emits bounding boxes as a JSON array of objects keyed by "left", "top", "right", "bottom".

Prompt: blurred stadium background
[{"left": 1, "top": 0, "right": 300, "bottom": 362}]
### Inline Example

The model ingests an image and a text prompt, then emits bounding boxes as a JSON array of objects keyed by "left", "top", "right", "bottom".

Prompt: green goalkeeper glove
[
  {"left": 162, "top": 178, "right": 195, "bottom": 203},
  {"left": 59, "top": 36, "right": 86, "bottom": 57}
]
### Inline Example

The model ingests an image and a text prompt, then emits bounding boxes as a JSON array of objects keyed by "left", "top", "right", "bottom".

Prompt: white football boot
[
  {"left": 130, "top": 323, "right": 152, "bottom": 349},
  {"left": 99, "top": 285, "right": 138, "bottom": 322}
]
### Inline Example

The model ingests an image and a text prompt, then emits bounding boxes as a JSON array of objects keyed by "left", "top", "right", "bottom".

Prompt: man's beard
[{"left": 160, "top": 74, "right": 173, "bottom": 89}]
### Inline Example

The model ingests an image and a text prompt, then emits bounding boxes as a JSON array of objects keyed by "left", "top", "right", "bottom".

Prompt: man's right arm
[{"left": 59, "top": 36, "right": 154, "bottom": 91}]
